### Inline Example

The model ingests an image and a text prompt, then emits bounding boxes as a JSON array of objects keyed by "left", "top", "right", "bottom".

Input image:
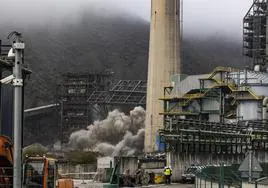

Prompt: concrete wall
[
  {"left": 115, "top": 156, "right": 138, "bottom": 175},
  {"left": 209, "top": 114, "right": 220, "bottom": 122},
  {"left": 202, "top": 99, "right": 220, "bottom": 111},
  {"left": 58, "top": 163, "right": 96, "bottom": 174},
  {"left": 237, "top": 101, "right": 260, "bottom": 120},
  {"left": 141, "top": 161, "right": 165, "bottom": 169},
  {"left": 251, "top": 86, "right": 268, "bottom": 96}
]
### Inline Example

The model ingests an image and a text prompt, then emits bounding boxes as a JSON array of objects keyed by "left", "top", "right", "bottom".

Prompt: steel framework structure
[
  {"left": 243, "top": 0, "right": 268, "bottom": 67},
  {"left": 159, "top": 119, "right": 268, "bottom": 154},
  {"left": 88, "top": 80, "right": 146, "bottom": 106},
  {"left": 159, "top": 67, "right": 268, "bottom": 154},
  {"left": 160, "top": 67, "right": 262, "bottom": 123},
  {"left": 57, "top": 72, "right": 113, "bottom": 143}
]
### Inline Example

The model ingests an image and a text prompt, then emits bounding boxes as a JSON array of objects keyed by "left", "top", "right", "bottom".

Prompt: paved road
[{"left": 74, "top": 180, "right": 194, "bottom": 188}]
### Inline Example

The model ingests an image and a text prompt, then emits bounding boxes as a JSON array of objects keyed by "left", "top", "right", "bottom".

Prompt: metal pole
[
  {"left": 219, "top": 162, "right": 224, "bottom": 188},
  {"left": 12, "top": 32, "right": 24, "bottom": 188},
  {"left": 0, "top": 68, "right": 2, "bottom": 135},
  {"left": 249, "top": 151, "right": 252, "bottom": 183}
]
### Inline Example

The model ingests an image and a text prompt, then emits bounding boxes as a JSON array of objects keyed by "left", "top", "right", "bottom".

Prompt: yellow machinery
[{"left": 23, "top": 156, "right": 74, "bottom": 188}]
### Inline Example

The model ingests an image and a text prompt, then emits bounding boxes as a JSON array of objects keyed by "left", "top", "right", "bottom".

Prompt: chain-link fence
[{"left": 195, "top": 163, "right": 268, "bottom": 188}]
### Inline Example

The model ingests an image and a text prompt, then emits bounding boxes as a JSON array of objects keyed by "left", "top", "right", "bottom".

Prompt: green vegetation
[
  {"left": 65, "top": 150, "right": 99, "bottom": 164},
  {"left": 22, "top": 143, "right": 48, "bottom": 160},
  {"left": 22, "top": 143, "right": 99, "bottom": 164}
]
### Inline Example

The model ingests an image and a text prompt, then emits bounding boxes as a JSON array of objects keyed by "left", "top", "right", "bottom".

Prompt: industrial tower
[
  {"left": 145, "top": 0, "right": 181, "bottom": 152},
  {"left": 243, "top": 0, "right": 268, "bottom": 70}
]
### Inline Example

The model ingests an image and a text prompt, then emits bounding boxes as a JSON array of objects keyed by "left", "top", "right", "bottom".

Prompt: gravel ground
[{"left": 73, "top": 180, "right": 194, "bottom": 188}]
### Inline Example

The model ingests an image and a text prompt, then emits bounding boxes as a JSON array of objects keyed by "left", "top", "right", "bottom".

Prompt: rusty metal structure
[
  {"left": 159, "top": 67, "right": 268, "bottom": 153},
  {"left": 88, "top": 80, "right": 146, "bottom": 107},
  {"left": 243, "top": 0, "right": 268, "bottom": 69},
  {"left": 57, "top": 72, "right": 113, "bottom": 143},
  {"left": 159, "top": 119, "right": 268, "bottom": 154},
  {"left": 57, "top": 76, "right": 146, "bottom": 143}
]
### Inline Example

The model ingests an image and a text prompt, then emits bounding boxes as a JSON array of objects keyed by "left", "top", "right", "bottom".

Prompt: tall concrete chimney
[{"left": 145, "top": 0, "right": 181, "bottom": 152}]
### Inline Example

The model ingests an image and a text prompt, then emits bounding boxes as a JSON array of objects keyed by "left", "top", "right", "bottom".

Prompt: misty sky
[
  {"left": 106, "top": 0, "right": 252, "bottom": 38},
  {"left": 0, "top": 0, "right": 253, "bottom": 38}
]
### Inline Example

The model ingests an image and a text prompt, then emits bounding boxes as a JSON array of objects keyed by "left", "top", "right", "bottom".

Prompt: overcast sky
[
  {"left": 120, "top": 0, "right": 252, "bottom": 38},
  {"left": 0, "top": 0, "right": 253, "bottom": 38}
]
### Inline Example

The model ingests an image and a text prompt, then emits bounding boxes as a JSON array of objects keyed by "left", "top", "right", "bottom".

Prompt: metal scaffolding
[
  {"left": 57, "top": 72, "right": 113, "bottom": 143},
  {"left": 160, "top": 67, "right": 262, "bottom": 122},
  {"left": 0, "top": 40, "right": 12, "bottom": 58},
  {"left": 243, "top": 0, "right": 267, "bottom": 67},
  {"left": 159, "top": 67, "right": 268, "bottom": 154},
  {"left": 88, "top": 80, "right": 146, "bottom": 106},
  {"left": 159, "top": 119, "right": 268, "bottom": 154}
]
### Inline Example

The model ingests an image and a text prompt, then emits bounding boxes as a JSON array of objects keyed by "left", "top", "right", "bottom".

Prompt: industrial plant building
[
  {"left": 159, "top": 67, "right": 268, "bottom": 155},
  {"left": 143, "top": 0, "right": 268, "bottom": 180}
]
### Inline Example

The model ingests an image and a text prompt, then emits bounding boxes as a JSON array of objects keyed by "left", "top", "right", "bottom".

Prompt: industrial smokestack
[{"left": 145, "top": 0, "right": 181, "bottom": 152}]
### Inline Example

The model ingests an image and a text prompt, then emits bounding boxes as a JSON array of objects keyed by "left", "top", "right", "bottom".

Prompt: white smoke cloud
[{"left": 69, "top": 106, "right": 146, "bottom": 156}]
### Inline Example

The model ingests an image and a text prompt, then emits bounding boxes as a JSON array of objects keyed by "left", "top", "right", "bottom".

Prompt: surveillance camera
[{"left": 0, "top": 75, "right": 15, "bottom": 84}]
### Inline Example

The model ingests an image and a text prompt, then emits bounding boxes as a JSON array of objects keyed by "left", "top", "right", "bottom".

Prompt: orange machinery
[
  {"left": 0, "top": 136, "right": 73, "bottom": 188},
  {"left": 0, "top": 135, "right": 13, "bottom": 187},
  {"left": 23, "top": 156, "right": 74, "bottom": 188}
]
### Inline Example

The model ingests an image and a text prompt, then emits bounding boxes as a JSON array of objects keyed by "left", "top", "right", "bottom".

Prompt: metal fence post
[
  {"left": 211, "top": 178, "right": 212, "bottom": 188},
  {"left": 220, "top": 162, "right": 224, "bottom": 188}
]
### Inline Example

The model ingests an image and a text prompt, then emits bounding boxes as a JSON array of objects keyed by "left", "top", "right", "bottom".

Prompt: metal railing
[{"left": 0, "top": 167, "right": 13, "bottom": 188}]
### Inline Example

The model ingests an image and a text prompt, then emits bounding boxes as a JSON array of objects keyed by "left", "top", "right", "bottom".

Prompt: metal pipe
[
  {"left": 163, "top": 130, "right": 250, "bottom": 137},
  {"left": 266, "top": 0, "right": 268, "bottom": 69}
]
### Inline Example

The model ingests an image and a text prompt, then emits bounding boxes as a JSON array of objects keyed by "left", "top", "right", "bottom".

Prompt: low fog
[{"left": 0, "top": 0, "right": 253, "bottom": 39}]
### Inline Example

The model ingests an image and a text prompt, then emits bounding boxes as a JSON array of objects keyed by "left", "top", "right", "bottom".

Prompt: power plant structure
[
  {"left": 145, "top": 0, "right": 268, "bottom": 180},
  {"left": 57, "top": 72, "right": 113, "bottom": 143},
  {"left": 145, "top": 0, "right": 181, "bottom": 153},
  {"left": 243, "top": 0, "right": 268, "bottom": 71}
]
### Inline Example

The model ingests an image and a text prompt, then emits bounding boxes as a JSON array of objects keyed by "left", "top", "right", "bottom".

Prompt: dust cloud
[{"left": 69, "top": 106, "right": 145, "bottom": 156}]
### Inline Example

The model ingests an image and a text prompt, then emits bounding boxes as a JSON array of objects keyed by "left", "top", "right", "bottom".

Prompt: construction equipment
[
  {"left": 0, "top": 136, "right": 13, "bottom": 187},
  {"left": 23, "top": 156, "right": 74, "bottom": 188},
  {"left": 103, "top": 159, "right": 152, "bottom": 188}
]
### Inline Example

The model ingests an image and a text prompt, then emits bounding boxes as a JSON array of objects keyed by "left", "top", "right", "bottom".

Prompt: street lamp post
[{"left": 9, "top": 31, "right": 24, "bottom": 188}]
